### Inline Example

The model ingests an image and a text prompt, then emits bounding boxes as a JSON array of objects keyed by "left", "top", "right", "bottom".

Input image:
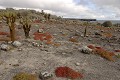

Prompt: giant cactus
[
  {"left": 20, "top": 17, "right": 31, "bottom": 38},
  {"left": 3, "top": 12, "right": 16, "bottom": 42},
  {"left": 83, "top": 21, "right": 90, "bottom": 37},
  {"left": 44, "top": 13, "right": 51, "bottom": 21},
  {"left": 84, "top": 26, "right": 87, "bottom": 37}
]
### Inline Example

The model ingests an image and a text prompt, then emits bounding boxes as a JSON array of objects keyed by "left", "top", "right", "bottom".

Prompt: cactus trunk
[
  {"left": 24, "top": 28, "right": 30, "bottom": 38},
  {"left": 23, "top": 25, "right": 31, "bottom": 38},
  {"left": 9, "top": 23, "right": 15, "bottom": 42},
  {"left": 84, "top": 26, "right": 87, "bottom": 37},
  {"left": 3, "top": 12, "right": 16, "bottom": 42}
]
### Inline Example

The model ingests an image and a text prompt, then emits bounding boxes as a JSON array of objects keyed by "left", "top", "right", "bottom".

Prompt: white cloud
[{"left": 0, "top": 0, "right": 120, "bottom": 20}]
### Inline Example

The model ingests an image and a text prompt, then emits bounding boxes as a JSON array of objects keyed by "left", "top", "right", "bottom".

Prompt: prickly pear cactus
[
  {"left": 83, "top": 22, "right": 90, "bottom": 37},
  {"left": 3, "top": 11, "right": 16, "bottom": 42},
  {"left": 20, "top": 17, "right": 32, "bottom": 38}
]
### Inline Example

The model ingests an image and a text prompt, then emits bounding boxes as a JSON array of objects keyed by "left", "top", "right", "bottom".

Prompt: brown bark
[
  {"left": 23, "top": 25, "right": 31, "bottom": 38},
  {"left": 9, "top": 23, "right": 15, "bottom": 42},
  {"left": 84, "top": 26, "right": 87, "bottom": 37}
]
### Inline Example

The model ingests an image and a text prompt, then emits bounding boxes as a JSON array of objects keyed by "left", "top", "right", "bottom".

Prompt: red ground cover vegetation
[
  {"left": 87, "top": 44, "right": 115, "bottom": 61},
  {"left": 33, "top": 32, "right": 53, "bottom": 44},
  {"left": 0, "top": 32, "right": 9, "bottom": 35},
  {"left": 0, "top": 32, "right": 20, "bottom": 41},
  {"left": 33, "top": 20, "right": 41, "bottom": 23},
  {"left": 87, "top": 45, "right": 95, "bottom": 49},
  {"left": 55, "top": 66, "right": 83, "bottom": 79}
]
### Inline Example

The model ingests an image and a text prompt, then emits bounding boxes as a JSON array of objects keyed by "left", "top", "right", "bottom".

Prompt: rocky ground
[{"left": 0, "top": 21, "right": 120, "bottom": 80}]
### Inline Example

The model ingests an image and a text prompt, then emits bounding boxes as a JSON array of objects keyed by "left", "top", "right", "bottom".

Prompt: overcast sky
[{"left": 0, "top": 0, "right": 120, "bottom": 20}]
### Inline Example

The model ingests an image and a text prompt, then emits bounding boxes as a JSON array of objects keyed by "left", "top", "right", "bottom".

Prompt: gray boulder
[
  {"left": 12, "top": 41, "right": 22, "bottom": 47},
  {"left": 39, "top": 71, "right": 53, "bottom": 80},
  {"left": 80, "top": 46, "right": 93, "bottom": 54},
  {"left": 0, "top": 44, "right": 11, "bottom": 51}
]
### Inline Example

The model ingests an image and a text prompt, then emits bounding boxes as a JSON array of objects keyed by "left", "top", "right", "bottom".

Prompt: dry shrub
[
  {"left": 13, "top": 72, "right": 38, "bottom": 80},
  {"left": 116, "top": 54, "right": 120, "bottom": 58},
  {"left": 102, "top": 21, "right": 112, "bottom": 27}
]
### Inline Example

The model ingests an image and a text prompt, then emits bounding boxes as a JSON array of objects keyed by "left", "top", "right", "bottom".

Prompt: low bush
[
  {"left": 13, "top": 72, "right": 37, "bottom": 80},
  {"left": 102, "top": 21, "right": 112, "bottom": 27}
]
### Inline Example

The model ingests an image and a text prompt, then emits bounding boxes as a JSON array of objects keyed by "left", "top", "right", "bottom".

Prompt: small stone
[
  {"left": 53, "top": 34, "right": 57, "bottom": 36},
  {"left": 43, "top": 62, "right": 46, "bottom": 65},
  {"left": 39, "top": 71, "right": 53, "bottom": 80},
  {"left": 5, "top": 58, "right": 19, "bottom": 67},
  {"left": 36, "top": 44, "right": 40, "bottom": 47},
  {"left": 62, "top": 53, "right": 66, "bottom": 55},
  {"left": 0, "top": 44, "right": 11, "bottom": 51},
  {"left": 80, "top": 35, "right": 84, "bottom": 37},
  {"left": 39, "top": 45, "right": 43, "bottom": 47},
  {"left": 88, "top": 39, "right": 92, "bottom": 41},
  {"left": 32, "top": 42, "right": 35, "bottom": 44},
  {"left": 101, "top": 37, "right": 104, "bottom": 40},
  {"left": 75, "top": 32, "right": 80, "bottom": 36},
  {"left": 75, "top": 62, "right": 80, "bottom": 66},
  {"left": 7, "top": 41, "right": 12, "bottom": 44},
  {"left": 32, "top": 42, "right": 39, "bottom": 47},
  {"left": 95, "top": 31, "right": 101, "bottom": 36},
  {"left": 101, "top": 30, "right": 104, "bottom": 32},
  {"left": 80, "top": 46, "right": 93, "bottom": 54},
  {"left": 18, "top": 48, "right": 22, "bottom": 51},
  {"left": 12, "top": 64, "right": 19, "bottom": 67},
  {"left": 44, "top": 49, "right": 49, "bottom": 52},
  {"left": 38, "top": 29, "right": 44, "bottom": 33},
  {"left": 86, "top": 35, "right": 89, "bottom": 37},
  {"left": 12, "top": 41, "right": 22, "bottom": 47},
  {"left": 28, "top": 44, "right": 32, "bottom": 47}
]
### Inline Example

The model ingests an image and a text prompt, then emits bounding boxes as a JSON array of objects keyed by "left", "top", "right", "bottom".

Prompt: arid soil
[{"left": 0, "top": 21, "right": 120, "bottom": 80}]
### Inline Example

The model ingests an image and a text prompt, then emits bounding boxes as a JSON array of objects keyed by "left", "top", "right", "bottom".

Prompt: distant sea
[
  {"left": 97, "top": 20, "right": 120, "bottom": 24},
  {"left": 63, "top": 18, "right": 120, "bottom": 24}
]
